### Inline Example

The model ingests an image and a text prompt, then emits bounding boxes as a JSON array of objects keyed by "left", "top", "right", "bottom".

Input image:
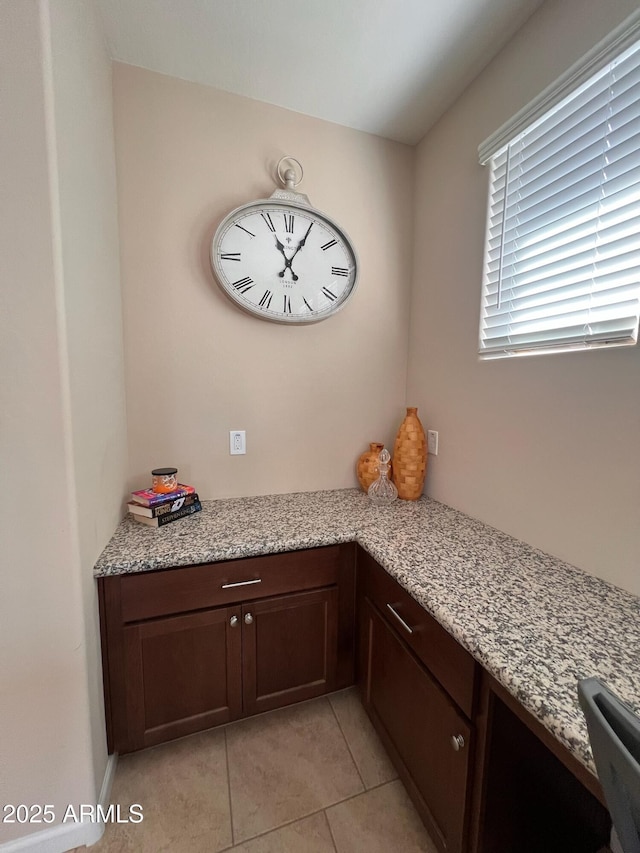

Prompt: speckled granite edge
[
  {"left": 93, "top": 488, "right": 640, "bottom": 778},
  {"left": 355, "top": 502, "right": 640, "bottom": 777},
  {"left": 93, "top": 489, "right": 368, "bottom": 575}
]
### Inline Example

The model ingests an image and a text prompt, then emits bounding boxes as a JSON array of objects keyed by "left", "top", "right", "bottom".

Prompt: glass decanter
[{"left": 367, "top": 447, "right": 398, "bottom": 504}]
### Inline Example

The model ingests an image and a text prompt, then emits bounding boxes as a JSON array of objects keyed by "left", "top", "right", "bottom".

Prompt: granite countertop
[{"left": 94, "top": 488, "right": 640, "bottom": 775}]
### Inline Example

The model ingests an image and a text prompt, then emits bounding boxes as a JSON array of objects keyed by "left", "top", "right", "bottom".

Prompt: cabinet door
[
  {"left": 123, "top": 607, "right": 242, "bottom": 752},
  {"left": 363, "top": 601, "right": 471, "bottom": 853},
  {"left": 242, "top": 588, "right": 338, "bottom": 716}
]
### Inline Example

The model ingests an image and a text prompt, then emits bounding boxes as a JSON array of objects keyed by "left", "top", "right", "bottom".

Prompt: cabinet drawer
[
  {"left": 360, "top": 548, "right": 476, "bottom": 717},
  {"left": 120, "top": 546, "right": 341, "bottom": 623}
]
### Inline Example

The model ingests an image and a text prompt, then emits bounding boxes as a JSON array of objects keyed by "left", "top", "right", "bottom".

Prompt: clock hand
[
  {"left": 279, "top": 258, "right": 299, "bottom": 281},
  {"left": 289, "top": 223, "right": 314, "bottom": 262},
  {"left": 274, "top": 235, "right": 299, "bottom": 281},
  {"left": 274, "top": 235, "right": 288, "bottom": 260},
  {"left": 276, "top": 222, "right": 313, "bottom": 280}
]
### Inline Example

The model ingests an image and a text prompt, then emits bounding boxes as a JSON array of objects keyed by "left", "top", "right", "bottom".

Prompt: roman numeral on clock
[
  {"left": 283, "top": 295, "right": 291, "bottom": 313},
  {"left": 235, "top": 223, "right": 255, "bottom": 237},
  {"left": 259, "top": 290, "right": 273, "bottom": 309},
  {"left": 261, "top": 212, "right": 276, "bottom": 232},
  {"left": 232, "top": 277, "right": 254, "bottom": 293},
  {"left": 321, "top": 239, "right": 337, "bottom": 251},
  {"left": 303, "top": 298, "right": 313, "bottom": 312},
  {"left": 284, "top": 213, "right": 294, "bottom": 233},
  {"left": 221, "top": 252, "right": 241, "bottom": 261},
  {"left": 322, "top": 287, "right": 337, "bottom": 301},
  {"left": 331, "top": 266, "right": 349, "bottom": 277}
]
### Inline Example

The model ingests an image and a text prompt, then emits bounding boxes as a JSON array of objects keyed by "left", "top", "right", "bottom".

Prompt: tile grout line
[
  {"left": 224, "top": 726, "right": 236, "bottom": 848},
  {"left": 229, "top": 779, "right": 399, "bottom": 849},
  {"left": 100, "top": 697, "right": 402, "bottom": 853},
  {"left": 327, "top": 693, "right": 367, "bottom": 791},
  {"left": 213, "top": 696, "right": 364, "bottom": 850},
  {"left": 232, "top": 808, "right": 329, "bottom": 848},
  {"left": 322, "top": 808, "right": 340, "bottom": 853},
  {"left": 235, "top": 810, "right": 340, "bottom": 853},
  {"left": 223, "top": 692, "right": 334, "bottom": 733},
  {"left": 327, "top": 777, "right": 396, "bottom": 810},
  {"left": 230, "top": 694, "right": 397, "bottom": 847}
]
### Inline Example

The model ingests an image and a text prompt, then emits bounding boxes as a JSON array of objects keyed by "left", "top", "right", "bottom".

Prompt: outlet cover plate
[{"left": 230, "top": 430, "right": 246, "bottom": 455}]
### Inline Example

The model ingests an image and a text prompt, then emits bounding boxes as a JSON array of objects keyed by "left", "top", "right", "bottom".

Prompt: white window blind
[{"left": 478, "top": 36, "right": 640, "bottom": 358}]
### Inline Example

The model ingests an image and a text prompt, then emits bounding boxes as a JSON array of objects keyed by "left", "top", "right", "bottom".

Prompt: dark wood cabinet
[
  {"left": 362, "top": 598, "right": 472, "bottom": 853},
  {"left": 467, "top": 675, "right": 611, "bottom": 853},
  {"left": 356, "top": 547, "right": 611, "bottom": 853},
  {"left": 99, "top": 544, "right": 355, "bottom": 754},
  {"left": 357, "top": 547, "right": 477, "bottom": 853},
  {"left": 359, "top": 548, "right": 476, "bottom": 717},
  {"left": 99, "top": 537, "right": 612, "bottom": 853},
  {"left": 242, "top": 587, "right": 338, "bottom": 716},
  {"left": 123, "top": 605, "right": 242, "bottom": 750}
]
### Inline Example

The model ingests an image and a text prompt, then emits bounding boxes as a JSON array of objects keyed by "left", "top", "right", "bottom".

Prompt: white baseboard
[
  {"left": 94, "top": 752, "right": 118, "bottom": 840},
  {"left": 0, "top": 820, "right": 89, "bottom": 853},
  {"left": 0, "top": 754, "right": 118, "bottom": 853},
  {"left": 610, "top": 827, "right": 623, "bottom": 853}
]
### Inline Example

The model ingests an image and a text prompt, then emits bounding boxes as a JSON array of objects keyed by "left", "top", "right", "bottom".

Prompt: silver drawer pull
[
  {"left": 244, "top": 613, "right": 253, "bottom": 625},
  {"left": 386, "top": 603, "right": 413, "bottom": 634},
  {"left": 221, "top": 578, "right": 262, "bottom": 589},
  {"left": 230, "top": 615, "right": 239, "bottom": 628},
  {"left": 451, "top": 734, "right": 465, "bottom": 751}
]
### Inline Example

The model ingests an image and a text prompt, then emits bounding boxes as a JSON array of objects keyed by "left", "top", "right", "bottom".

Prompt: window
[{"left": 478, "top": 19, "right": 640, "bottom": 358}]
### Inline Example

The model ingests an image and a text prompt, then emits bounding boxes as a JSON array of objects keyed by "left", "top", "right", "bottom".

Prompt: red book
[{"left": 130, "top": 483, "right": 196, "bottom": 508}]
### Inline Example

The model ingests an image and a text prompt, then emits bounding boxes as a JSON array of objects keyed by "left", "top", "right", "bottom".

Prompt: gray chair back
[{"left": 578, "top": 677, "right": 640, "bottom": 853}]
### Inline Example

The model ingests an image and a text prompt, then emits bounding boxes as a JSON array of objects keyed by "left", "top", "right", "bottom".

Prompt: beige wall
[
  {"left": 113, "top": 64, "right": 414, "bottom": 499},
  {"left": 408, "top": 0, "right": 640, "bottom": 595},
  {"left": 0, "top": 0, "right": 127, "bottom": 844},
  {"left": 0, "top": 0, "right": 94, "bottom": 842},
  {"left": 49, "top": 0, "right": 128, "bottom": 802}
]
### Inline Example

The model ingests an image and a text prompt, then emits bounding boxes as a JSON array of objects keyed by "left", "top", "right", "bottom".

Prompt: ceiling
[{"left": 96, "top": 0, "right": 545, "bottom": 145}]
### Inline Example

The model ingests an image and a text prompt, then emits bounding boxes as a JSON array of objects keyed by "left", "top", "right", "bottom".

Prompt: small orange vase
[
  {"left": 392, "top": 407, "right": 427, "bottom": 500},
  {"left": 356, "top": 442, "right": 392, "bottom": 493}
]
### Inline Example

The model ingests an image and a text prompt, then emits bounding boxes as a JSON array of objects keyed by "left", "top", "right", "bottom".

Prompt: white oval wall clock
[{"left": 211, "top": 158, "right": 358, "bottom": 324}]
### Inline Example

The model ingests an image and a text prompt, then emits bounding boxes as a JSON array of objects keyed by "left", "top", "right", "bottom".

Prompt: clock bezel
[{"left": 210, "top": 198, "right": 359, "bottom": 325}]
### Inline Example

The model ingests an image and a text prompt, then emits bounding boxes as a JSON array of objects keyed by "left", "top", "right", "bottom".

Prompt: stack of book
[{"left": 127, "top": 483, "right": 202, "bottom": 528}]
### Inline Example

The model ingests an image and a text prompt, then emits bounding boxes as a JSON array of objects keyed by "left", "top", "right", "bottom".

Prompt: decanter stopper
[{"left": 367, "top": 448, "right": 398, "bottom": 504}]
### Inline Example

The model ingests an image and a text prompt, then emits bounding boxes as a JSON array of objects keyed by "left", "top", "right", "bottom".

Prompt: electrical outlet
[
  {"left": 427, "top": 429, "right": 439, "bottom": 456},
  {"left": 229, "top": 430, "right": 246, "bottom": 455}
]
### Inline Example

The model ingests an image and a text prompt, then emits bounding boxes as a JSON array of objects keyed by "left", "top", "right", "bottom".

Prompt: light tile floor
[{"left": 88, "top": 688, "right": 437, "bottom": 852}]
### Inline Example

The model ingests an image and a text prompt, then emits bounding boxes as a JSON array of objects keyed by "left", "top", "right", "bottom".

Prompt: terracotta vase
[
  {"left": 356, "top": 442, "right": 392, "bottom": 493},
  {"left": 392, "top": 407, "right": 427, "bottom": 500}
]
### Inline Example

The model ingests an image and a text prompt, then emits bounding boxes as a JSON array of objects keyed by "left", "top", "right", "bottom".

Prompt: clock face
[{"left": 211, "top": 201, "right": 358, "bottom": 324}]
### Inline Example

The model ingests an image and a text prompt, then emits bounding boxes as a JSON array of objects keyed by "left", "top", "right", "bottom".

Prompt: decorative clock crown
[{"left": 270, "top": 156, "right": 311, "bottom": 208}]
